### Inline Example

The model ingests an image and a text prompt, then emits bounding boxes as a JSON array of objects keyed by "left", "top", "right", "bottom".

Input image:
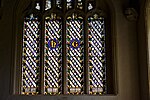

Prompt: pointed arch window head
[{"left": 20, "top": 0, "right": 114, "bottom": 95}]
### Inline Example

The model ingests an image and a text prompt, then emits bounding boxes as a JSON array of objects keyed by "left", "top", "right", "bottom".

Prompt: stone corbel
[{"left": 124, "top": 8, "right": 138, "bottom": 21}]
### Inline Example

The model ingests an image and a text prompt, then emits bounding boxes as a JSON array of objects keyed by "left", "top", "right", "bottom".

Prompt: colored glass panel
[
  {"left": 88, "top": 0, "right": 95, "bottom": 11},
  {"left": 44, "top": 14, "right": 62, "bottom": 95},
  {"left": 56, "top": 0, "right": 62, "bottom": 9},
  {"left": 45, "top": 0, "right": 51, "bottom": 10},
  {"left": 88, "top": 14, "right": 106, "bottom": 94},
  {"left": 77, "top": 0, "right": 83, "bottom": 9},
  {"left": 22, "top": 14, "right": 40, "bottom": 95},
  {"left": 66, "top": 14, "right": 84, "bottom": 94},
  {"left": 35, "top": 2, "right": 40, "bottom": 10},
  {"left": 67, "top": 0, "right": 73, "bottom": 10}
]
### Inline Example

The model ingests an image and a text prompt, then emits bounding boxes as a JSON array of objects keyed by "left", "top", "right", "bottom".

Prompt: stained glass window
[
  {"left": 67, "top": 0, "right": 73, "bottom": 10},
  {"left": 87, "top": 0, "right": 95, "bottom": 11},
  {"left": 35, "top": 2, "right": 40, "bottom": 10},
  {"left": 66, "top": 13, "right": 84, "bottom": 94},
  {"left": 77, "top": 0, "right": 83, "bottom": 9},
  {"left": 44, "top": 13, "right": 62, "bottom": 95},
  {"left": 20, "top": 0, "right": 111, "bottom": 95},
  {"left": 45, "top": 0, "right": 51, "bottom": 10},
  {"left": 88, "top": 14, "right": 106, "bottom": 94},
  {"left": 56, "top": 0, "right": 62, "bottom": 9},
  {"left": 22, "top": 14, "right": 40, "bottom": 95}
]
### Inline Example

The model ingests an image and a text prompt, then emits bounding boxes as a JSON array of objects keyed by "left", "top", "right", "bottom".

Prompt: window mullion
[
  {"left": 41, "top": 0, "right": 45, "bottom": 12},
  {"left": 62, "top": 0, "right": 66, "bottom": 94},
  {"left": 39, "top": 17, "right": 44, "bottom": 94},
  {"left": 52, "top": 0, "right": 56, "bottom": 8},
  {"left": 74, "top": 0, "right": 78, "bottom": 9},
  {"left": 62, "top": 15, "right": 67, "bottom": 94},
  {"left": 39, "top": 0, "right": 45, "bottom": 95},
  {"left": 84, "top": 16, "right": 89, "bottom": 94},
  {"left": 40, "top": 8, "right": 45, "bottom": 94}
]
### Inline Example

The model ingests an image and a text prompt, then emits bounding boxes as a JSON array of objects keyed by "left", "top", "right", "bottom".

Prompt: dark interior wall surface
[
  {"left": 0, "top": 0, "right": 145, "bottom": 100},
  {"left": 139, "top": 0, "right": 150, "bottom": 100},
  {"left": 0, "top": 0, "right": 15, "bottom": 99}
]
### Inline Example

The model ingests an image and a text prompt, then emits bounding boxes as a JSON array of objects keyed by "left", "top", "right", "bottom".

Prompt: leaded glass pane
[
  {"left": 44, "top": 13, "right": 62, "bottom": 95},
  {"left": 22, "top": 14, "right": 40, "bottom": 95},
  {"left": 45, "top": 0, "right": 51, "bottom": 10},
  {"left": 88, "top": 3, "right": 93, "bottom": 10},
  {"left": 35, "top": 2, "right": 40, "bottom": 10},
  {"left": 56, "top": 0, "right": 62, "bottom": 9},
  {"left": 67, "top": 0, "right": 73, "bottom": 10},
  {"left": 88, "top": 0, "right": 95, "bottom": 11},
  {"left": 88, "top": 14, "right": 106, "bottom": 94},
  {"left": 66, "top": 14, "right": 84, "bottom": 94},
  {"left": 77, "top": 0, "right": 83, "bottom": 9}
]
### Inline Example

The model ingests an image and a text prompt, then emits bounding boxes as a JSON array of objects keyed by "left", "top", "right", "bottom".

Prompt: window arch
[{"left": 15, "top": 0, "right": 115, "bottom": 95}]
